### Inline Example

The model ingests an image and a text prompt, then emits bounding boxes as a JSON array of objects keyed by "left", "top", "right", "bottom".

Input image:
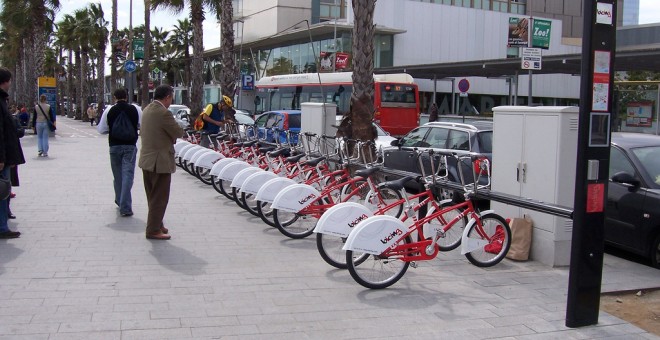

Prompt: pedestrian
[
  {"left": 199, "top": 95, "right": 234, "bottom": 148},
  {"left": 87, "top": 104, "right": 97, "bottom": 126},
  {"left": 32, "top": 94, "right": 56, "bottom": 157},
  {"left": 429, "top": 102, "right": 439, "bottom": 122},
  {"left": 18, "top": 106, "right": 29, "bottom": 128},
  {"left": 0, "top": 67, "right": 26, "bottom": 238},
  {"left": 138, "top": 85, "right": 183, "bottom": 240},
  {"left": 97, "top": 88, "right": 141, "bottom": 217}
]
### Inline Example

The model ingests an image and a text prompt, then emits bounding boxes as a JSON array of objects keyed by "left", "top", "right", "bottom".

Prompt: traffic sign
[
  {"left": 152, "top": 67, "right": 160, "bottom": 74},
  {"left": 521, "top": 48, "right": 542, "bottom": 70},
  {"left": 125, "top": 60, "right": 136, "bottom": 73},
  {"left": 458, "top": 78, "right": 470, "bottom": 93}
]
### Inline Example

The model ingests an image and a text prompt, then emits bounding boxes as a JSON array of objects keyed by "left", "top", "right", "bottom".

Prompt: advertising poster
[
  {"left": 626, "top": 101, "right": 654, "bottom": 127},
  {"left": 319, "top": 52, "right": 351, "bottom": 72},
  {"left": 38, "top": 77, "right": 57, "bottom": 116},
  {"left": 508, "top": 17, "right": 529, "bottom": 47},
  {"left": 531, "top": 18, "right": 552, "bottom": 49}
]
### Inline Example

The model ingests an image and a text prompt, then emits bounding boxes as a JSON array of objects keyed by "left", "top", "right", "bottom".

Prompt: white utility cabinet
[
  {"left": 301, "top": 103, "right": 337, "bottom": 137},
  {"left": 491, "top": 106, "right": 579, "bottom": 267}
]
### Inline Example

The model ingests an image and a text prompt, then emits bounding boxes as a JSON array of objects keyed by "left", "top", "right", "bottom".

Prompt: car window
[
  {"left": 288, "top": 114, "right": 301, "bottom": 129},
  {"left": 255, "top": 113, "right": 270, "bottom": 127},
  {"left": 425, "top": 128, "right": 449, "bottom": 148},
  {"left": 447, "top": 130, "right": 470, "bottom": 151},
  {"left": 401, "top": 127, "right": 430, "bottom": 147},
  {"left": 609, "top": 147, "right": 636, "bottom": 178},
  {"left": 477, "top": 131, "right": 493, "bottom": 153},
  {"left": 631, "top": 146, "right": 660, "bottom": 186}
]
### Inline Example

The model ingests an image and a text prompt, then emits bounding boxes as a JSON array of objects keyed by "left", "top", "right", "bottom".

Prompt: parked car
[
  {"left": 252, "top": 110, "right": 301, "bottom": 144},
  {"left": 167, "top": 104, "right": 190, "bottom": 121},
  {"left": 607, "top": 132, "right": 660, "bottom": 268},
  {"left": 382, "top": 121, "right": 493, "bottom": 200},
  {"left": 334, "top": 116, "right": 396, "bottom": 151}
]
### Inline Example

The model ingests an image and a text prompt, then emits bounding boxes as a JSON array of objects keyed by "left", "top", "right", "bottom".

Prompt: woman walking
[
  {"left": 32, "top": 95, "right": 56, "bottom": 157},
  {"left": 87, "top": 105, "right": 97, "bottom": 126}
]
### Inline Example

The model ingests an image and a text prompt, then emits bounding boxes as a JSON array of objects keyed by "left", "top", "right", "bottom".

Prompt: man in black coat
[{"left": 0, "top": 67, "right": 25, "bottom": 238}]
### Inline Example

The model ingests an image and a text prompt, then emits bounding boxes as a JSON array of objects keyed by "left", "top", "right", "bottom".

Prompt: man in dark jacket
[{"left": 0, "top": 67, "right": 25, "bottom": 238}]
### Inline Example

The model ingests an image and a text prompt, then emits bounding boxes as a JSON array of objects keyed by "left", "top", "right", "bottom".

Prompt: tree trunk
[
  {"left": 111, "top": 0, "right": 118, "bottom": 95},
  {"left": 75, "top": 50, "right": 83, "bottom": 120},
  {"left": 141, "top": 0, "right": 151, "bottom": 107},
  {"left": 349, "top": 0, "right": 377, "bottom": 161},
  {"left": 220, "top": 0, "right": 237, "bottom": 106},
  {"left": 190, "top": 4, "right": 204, "bottom": 115}
]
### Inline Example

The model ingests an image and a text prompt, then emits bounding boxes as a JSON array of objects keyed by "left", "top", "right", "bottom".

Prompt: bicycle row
[{"left": 173, "top": 123, "right": 512, "bottom": 289}]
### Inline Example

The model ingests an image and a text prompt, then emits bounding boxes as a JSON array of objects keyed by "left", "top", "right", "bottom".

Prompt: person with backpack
[
  {"left": 32, "top": 94, "right": 56, "bottom": 157},
  {"left": 97, "top": 88, "right": 142, "bottom": 217}
]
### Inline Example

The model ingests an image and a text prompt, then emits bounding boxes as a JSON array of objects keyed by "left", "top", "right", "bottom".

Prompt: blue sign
[
  {"left": 458, "top": 78, "right": 470, "bottom": 93},
  {"left": 125, "top": 60, "right": 137, "bottom": 73},
  {"left": 242, "top": 74, "right": 254, "bottom": 91}
]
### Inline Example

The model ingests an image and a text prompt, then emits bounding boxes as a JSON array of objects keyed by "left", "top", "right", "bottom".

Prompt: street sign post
[{"left": 521, "top": 47, "right": 542, "bottom": 70}]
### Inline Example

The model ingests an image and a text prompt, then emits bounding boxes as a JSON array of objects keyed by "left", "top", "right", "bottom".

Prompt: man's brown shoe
[
  {"left": 146, "top": 232, "right": 171, "bottom": 240},
  {"left": 160, "top": 227, "right": 169, "bottom": 234}
]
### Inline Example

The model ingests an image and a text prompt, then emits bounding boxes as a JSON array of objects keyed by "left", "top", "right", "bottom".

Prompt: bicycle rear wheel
[
  {"left": 256, "top": 201, "right": 277, "bottom": 227},
  {"left": 316, "top": 233, "right": 369, "bottom": 269},
  {"left": 273, "top": 201, "right": 321, "bottom": 239},
  {"left": 464, "top": 213, "right": 511, "bottom": 267},
  {"left": 242, "top": 192, "right": 262, "bottom": 217},
  {"left": 196, "top": 166, "right": 214, "bottom": 185},
  {"left": 430, "top": 202, "right": 466, "bottom": 252},
  {"left": 232, "top": 187, "right": 246, "bottom": 209},
  {"left": 367, "top": 186, "right": 403, "bottom": 218},
  {"left": 346, "top": 236, "right": 411, "bottom": 289}
]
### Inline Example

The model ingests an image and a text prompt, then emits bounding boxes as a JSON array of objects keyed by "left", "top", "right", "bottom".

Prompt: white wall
[{"left": 240, "top": 0, "right": 312, "bottom": 42}]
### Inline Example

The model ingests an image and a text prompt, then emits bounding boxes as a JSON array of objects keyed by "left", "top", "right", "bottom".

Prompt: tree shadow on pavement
[
  {"left": 149, "top": 242, "right": 208, "bottom": 276},
  {"left": 356, "top": 285, "right": 441, "bottom": 310},
  {"left": 0, "top": 242, "right": 24, "bottom": 275}
]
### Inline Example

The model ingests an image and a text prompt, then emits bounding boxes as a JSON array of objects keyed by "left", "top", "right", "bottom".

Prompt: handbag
[{"left": 37, "top": 104, "right": 56, "bottom": 131}]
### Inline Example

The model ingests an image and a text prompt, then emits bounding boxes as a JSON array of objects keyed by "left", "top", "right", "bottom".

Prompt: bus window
[{"left": 380, "top": 84, "right": 416, "bottom": 104}]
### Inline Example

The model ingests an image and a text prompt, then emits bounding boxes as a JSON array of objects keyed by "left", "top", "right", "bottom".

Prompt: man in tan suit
[{"left": 138, "top": 85, "right": 183, "bottom": 240}]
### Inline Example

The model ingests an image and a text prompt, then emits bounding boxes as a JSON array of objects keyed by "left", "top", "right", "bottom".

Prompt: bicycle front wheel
[
  {"left": 273, "top": 201, "right": 321, "bottom": 239},
  {"left": 346, "top": 236, "right": 411, "bottom": 289},
  {"left": 432, "top": 202, "right": 466, "bottom": 252},
  {"left": 464, "top": 213, "right": 511, "bottom": 267},
  {"left": 367, "top": 186, "right": 403, "bottom": 218},
  {"left": 316, "top": 233, "right": 369, "bottom": 269}
]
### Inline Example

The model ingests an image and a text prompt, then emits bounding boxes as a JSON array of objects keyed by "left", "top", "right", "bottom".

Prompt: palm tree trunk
[
  {"left": 220, "top": 0, "right": 236, "bottom": 103},
  {"left": 111, "top": 0, "right": 118, "bottom": 94},
  {"left": 66, "top": 50, "right": 74, "bottom": 118},
  {"left": 75, "top": 50, "right": 82, "bottom": 119},
  {"left": 80, "top": 52, "right": 89, "bottom": 121},
  {"left": 190, "top": 4, "right": 205, "bottom": 115},
  {"left": 141, "top": 0, "right": 151, "bottom": 107},
  {"left": 97, "top": 47, "right": 106, "bottom": 113}
]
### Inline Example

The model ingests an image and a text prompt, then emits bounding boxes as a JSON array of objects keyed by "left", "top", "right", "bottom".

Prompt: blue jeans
[
  {"left": 36, "top": 121, "right": 50, "bottom": 154},
  {"left": 109, "top": 145, "right": 137, "bottom": 214},
  {"left": 0, "top": 167, "right": 11, "bottom": 232}
]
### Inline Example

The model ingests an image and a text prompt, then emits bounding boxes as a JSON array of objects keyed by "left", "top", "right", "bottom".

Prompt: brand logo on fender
[
  {"left": 380, "top": 229, "right": 404, "bottom": 244},
  {"left": 298, "top": 193, "right": 317, "bottom": 205},
  {"left": 348, "top": 214, "right": 368, "bottom": 228}
]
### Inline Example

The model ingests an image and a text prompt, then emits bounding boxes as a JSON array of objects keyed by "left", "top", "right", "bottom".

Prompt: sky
[{"left": 54, "top": 0, "right": 660, "bottom": 56}]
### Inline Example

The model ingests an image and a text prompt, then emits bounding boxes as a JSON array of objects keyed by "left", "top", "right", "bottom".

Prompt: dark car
[
  {"left": 383, "top": 121, "right": 493, "bottom": 199},
  {"left": 607, "top": 132, "right": 660, "bottom": 268},
  {"left": 252, "top": 110, "right": 301, "bottom": 144}
]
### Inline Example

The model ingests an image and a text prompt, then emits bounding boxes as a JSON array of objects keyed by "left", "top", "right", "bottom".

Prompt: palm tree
[
  {"left": 141, "top": 0, "right": 152, "bottom": 107},
  {"left": 88, "top": 3, "right": 109, "bottom": 113},
  {"left": 348, "top": 0, "right": 377, "bottom": 160},
  {"left": 74, "top": 7, "right": 93, "bottom": 120},
  {"left": 57, "top": 14, "right": 77, "bottom": 118},
  {"left": 168, "top": 18, "right": 193, "bottom": 104},
  {"left": 111, "top": 0, "right": 118, "bottom": 94},
  {"left": 152, "top": 0, "right": 222, "bottom": 115},
  {"left": 219, "top": 0, "right": 236, "bottom": 109},
  {"left": 27, "top": 0, "right": 60, "bottom": 107}
]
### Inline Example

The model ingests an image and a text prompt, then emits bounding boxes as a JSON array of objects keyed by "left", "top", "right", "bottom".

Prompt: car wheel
[{"left": 651, "top": 233, "right": 660, "bottom": 269}]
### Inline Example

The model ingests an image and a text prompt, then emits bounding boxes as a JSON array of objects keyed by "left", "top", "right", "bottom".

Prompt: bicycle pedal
[{"left": 410, "top": 261, "right": 418, "bottom": 269}]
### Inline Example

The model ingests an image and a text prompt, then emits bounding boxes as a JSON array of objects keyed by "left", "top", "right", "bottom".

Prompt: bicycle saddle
[
  {"left": 232, "top": 142, "right": 245, "bottom": 148},
  {"left": 209, "top": 133, "right": 220, "bottom": 138},
  {"left": 285, "top": 154, "right": 306, "bottom": 163},
  {"left": 258, "top": 146, "right": 276, "bottom": 154},
  {"left": 302, "top": 156, "right": 326, "bottom": 167},
  {"left": 355, "top": 167, "right": 380, "bottom": 178},
  {"left": 378, "top": 176, "right": 415, "bottom": 191},
  {"left": 268, "top": 148, "right": 290, "bottom": 157},
  {"left": 243, "top": 140, "right": 259, "bottom": 147}
]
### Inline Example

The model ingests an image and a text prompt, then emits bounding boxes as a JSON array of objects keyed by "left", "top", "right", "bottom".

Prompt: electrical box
[
  {"left": 491, "top": 106, "right": 579, "bottom": 267},
  {"left": 301, "top": 103, "right": 337, "bottom": 137}
]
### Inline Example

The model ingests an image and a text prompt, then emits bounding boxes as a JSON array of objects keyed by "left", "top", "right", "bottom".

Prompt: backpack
[{"left": 110, "top": 110, "right": 137, "bottom": 141}]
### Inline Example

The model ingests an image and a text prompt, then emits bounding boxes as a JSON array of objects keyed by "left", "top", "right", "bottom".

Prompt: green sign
[
  {"left": 133, "top": 38, "right": 144, "bottom": 59},
  {"left": 152, "top": 67, "right": 160, "bottom": 74},
  {"left": 531, "top": 18, "right": 552, "bottom": 49}
]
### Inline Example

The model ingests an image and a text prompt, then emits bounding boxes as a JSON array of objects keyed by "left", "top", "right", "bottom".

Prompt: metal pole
[
  {"left": 433, "top": 75, "right": 437, "bottom": 105},
  {"left": 332, "top": 17, "right": 337, "bottom": 72},
  {"left": 451, "top": 78, "right": 456, "bottom": 114},
  {"left": 528, "top": 69, "right": 532, "bottom": 105},
  {"left": 238, "top": 21, "right": 244, "bottom": 110},
  {"left": 514, "top": 70, "right": 519, "bottom": 106},
  {"left": 656, "top": 84, "right": 659, "bottom": 135}
]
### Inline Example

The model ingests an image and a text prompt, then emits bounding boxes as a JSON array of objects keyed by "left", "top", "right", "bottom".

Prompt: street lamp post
[{"left": 127, "top": 0, "right": 134, "bottom": 103}]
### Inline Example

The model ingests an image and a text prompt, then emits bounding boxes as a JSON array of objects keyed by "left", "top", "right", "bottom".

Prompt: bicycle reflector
[
  {"left": 283, "top": 115, "right": 289, "bottom": 131},
  {"left": 474, "top": 156, "right": 490, "bottom": 176}
]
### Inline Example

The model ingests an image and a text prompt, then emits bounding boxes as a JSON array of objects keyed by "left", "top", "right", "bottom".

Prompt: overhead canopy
[{"left": 375, "top": 44, "right": 660, "bottom": 79}]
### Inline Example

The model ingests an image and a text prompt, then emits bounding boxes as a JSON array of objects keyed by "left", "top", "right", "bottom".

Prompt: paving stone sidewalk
[{"left": 0, "top": 117, "right": 658, "bottom": 339}]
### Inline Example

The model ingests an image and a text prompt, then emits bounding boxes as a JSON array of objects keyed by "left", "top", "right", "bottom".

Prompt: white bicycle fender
[
  {"left": 230, "top": 167, "right": 262, "bottom": 188},
  {"left": 196, "top": 151, "right": 224, "bottom": 170},
  {"left": 271, "top": 184, "right": 321, "bottom": 213},
  {"left": 255, "top": 177, "right": 296, "bottom": 203},
  {"left": 182, "top": 145, "right": 205, "bottom": 162},
  {"left": 241, "top": 171, "right": 279, "bottom": 195},
  {"left": 209, "top": 158, "right": 239, "bottom": 177},
  {"left": 342, "top": 215, "right": 407, "bottom": 255},
  {"left": 177, "top": 144, "right": 197, "bottom": 160},
  {"left": 190, "top": 149, "right": 214, "bottom": 165},
  {"left": 461, "top": 210, "right": 494, "bottom": 255},
  {"left": 218, "top": 161, "right": 251, "bottom": 181},
  {"left": 174, "top": 141, "right": 191, "bottom": 157},
  {"left": 314, "top": 202, "right": 373, "bottom": 237}
]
